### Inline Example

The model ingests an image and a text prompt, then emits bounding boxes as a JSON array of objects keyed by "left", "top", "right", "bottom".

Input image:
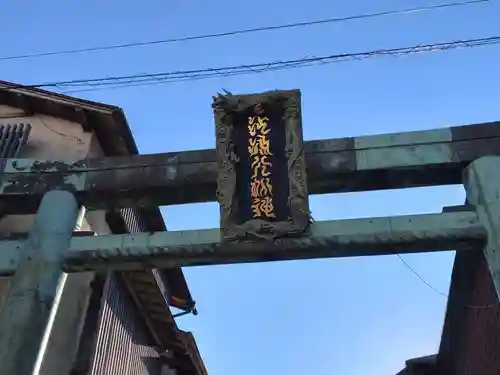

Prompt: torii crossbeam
[
  {"left": 0, "top": 120, "right": 499, "bottom": 214},
  {"left": 1, "top": 90, "right": 500, "bottom": 375}
]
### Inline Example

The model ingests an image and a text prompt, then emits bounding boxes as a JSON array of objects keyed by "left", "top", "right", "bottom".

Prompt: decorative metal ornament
[{"left": 213, "top": 89, "right": 310, "bottom": 241}]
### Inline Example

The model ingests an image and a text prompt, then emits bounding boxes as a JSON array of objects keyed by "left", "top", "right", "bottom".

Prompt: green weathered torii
[{"left": 0, "top": 120, "right": 500, "bottom": 375}]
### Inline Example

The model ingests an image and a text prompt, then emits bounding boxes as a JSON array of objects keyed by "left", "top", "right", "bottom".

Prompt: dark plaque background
[{"left": 232, "top": 101, "right": 289, "bottom": 224}]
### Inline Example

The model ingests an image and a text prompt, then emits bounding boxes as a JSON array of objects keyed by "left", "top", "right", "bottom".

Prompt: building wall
[
  {"left": 88, "top": 274, "right": 161, "bottom": 375},
  {"left": 0, "top": 106, "right": 96, "bottom": 239},
  {"left": 85, "top": 204, "right": 165, "bottom": 375},
  {"left": 0, "top": 105, "right": 109, "bottom": 375},
  {"left": 0, "top": 104, "right": 161, "bottom": 375},
  {"left": 436, "top": 250, "right": 500, "bottom": 375},
  {"left": 0, "top": 105, "right": 92, "bottom": 161}
]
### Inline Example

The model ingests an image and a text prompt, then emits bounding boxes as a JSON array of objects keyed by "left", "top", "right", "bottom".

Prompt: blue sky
[{"left": 2, "top": 0, "right": 500, "bottom": 373}]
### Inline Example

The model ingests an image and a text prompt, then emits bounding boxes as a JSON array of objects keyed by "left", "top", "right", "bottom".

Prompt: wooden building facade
[{"left": 0, "top": 81, "right": 207, "bottom": 375}]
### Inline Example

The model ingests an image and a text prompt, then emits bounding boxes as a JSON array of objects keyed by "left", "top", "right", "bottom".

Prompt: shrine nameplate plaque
[{"left": 213, "top": 89, "right": 309, "bottom": 241}]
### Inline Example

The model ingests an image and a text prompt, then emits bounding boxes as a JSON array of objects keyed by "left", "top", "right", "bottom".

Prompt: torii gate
[{"left": 0, "top": 89, "right": 499, "bottom": 375}]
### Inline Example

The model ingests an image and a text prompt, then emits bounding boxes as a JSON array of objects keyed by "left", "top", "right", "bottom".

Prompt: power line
[
  {"left": 0, "top": 0, "right": 490, "bottom": 62},
  {"left": 396, "top": 254, "right": 496, "bottom": 309},
  {"left": 19, "top": 35, "right": 498, "bottom": 94},
  {"left": 397, "top": 254, "right": 448, "bottom": 297},
  {"left": 35, "top": 36, "right": 500, "bottom": 87}
]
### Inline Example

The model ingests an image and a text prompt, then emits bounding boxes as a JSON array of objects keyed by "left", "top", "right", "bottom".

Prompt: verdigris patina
[{"left": 212, "top": 89, "right": 310, "bottom": 241}]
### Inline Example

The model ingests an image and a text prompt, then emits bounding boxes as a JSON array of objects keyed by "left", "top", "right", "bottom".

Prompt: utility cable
[
  {"left": 0, "top": 0, "right": 490, "bottom": 62},
  {"left": 396, "top": 254, "right": 497, "bottom": 309},
  {"left": 11, "top": 35, "right": 496, "bottom": 94}
]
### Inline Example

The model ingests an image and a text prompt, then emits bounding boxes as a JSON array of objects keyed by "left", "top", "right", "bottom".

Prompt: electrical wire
[
  {"left": 16, "top": 35, "right": 496, "bottom": 94},
  {"left": 60, "top": 57, "right": 320, "bottom": 94},
  {"left": 396, "top": 254, "right": 496, "bottom": 309},
  {"left": 0, "top": 0, "right": 490, "bottom": 62},
  {"left": 38, "top": 117, "right": 84, "bottom": 144}
]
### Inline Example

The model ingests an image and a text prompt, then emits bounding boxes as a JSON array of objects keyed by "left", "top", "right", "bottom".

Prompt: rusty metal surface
[{"left": 0, "top": 121, "right": 500, "bottom": 213}]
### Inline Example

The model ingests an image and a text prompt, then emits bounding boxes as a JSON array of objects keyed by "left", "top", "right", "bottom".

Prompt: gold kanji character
[
  {"left": 251, "top": 155, "right": 272, "bottom": 179},
  {"left": 248, "top": 134, "right": 272, "bottom": 157},
  {"left": 248, "top": 137, "right": 259, "bottom": 157},
  {"left": 248, "top": 116, "right": 270, "bottom": 137},
  {"left": 250, "top": 178, "right": 273, "bottom": 198},
  {"left": 256, "top": 116, "right": 270, "bottom": 135},
  {"left": 251, "top": 196, "right": 276, "bottom": 218}
]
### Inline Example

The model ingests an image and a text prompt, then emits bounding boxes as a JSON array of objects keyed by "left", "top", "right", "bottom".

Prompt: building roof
[
  {"left": 0, "top": 80, "right": 204, "bottom": 374},
  {"left": 395, "top": 355, "right": 437, "bottom": 375},
  {"left": 0, "top": 79, "right": 194, "bottom": 310}
]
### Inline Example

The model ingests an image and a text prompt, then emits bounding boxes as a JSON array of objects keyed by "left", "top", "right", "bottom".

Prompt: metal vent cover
[{"left": 0, "top": 123, "right": 31, "bottom": 158}]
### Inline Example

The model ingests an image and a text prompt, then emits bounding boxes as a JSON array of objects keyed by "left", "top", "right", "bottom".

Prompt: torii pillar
[
  {"left": 464, "top": 156, "right": 500, "bottom": 299},
  {"left": 0, "top": 190, "right": 78, "bottom": 375}
]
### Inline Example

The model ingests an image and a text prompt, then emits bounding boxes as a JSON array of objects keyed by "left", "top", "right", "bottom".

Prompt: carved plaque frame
[{"left": 213, "top": 89, "right": 310, "bottom": 241}]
